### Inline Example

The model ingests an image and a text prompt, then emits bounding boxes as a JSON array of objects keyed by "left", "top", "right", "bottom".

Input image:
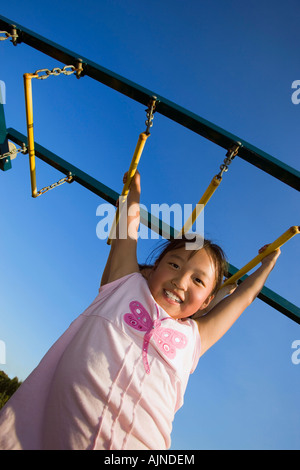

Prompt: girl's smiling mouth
[{"left": 163, "top": 289, "right": 183, "bottom": 304}]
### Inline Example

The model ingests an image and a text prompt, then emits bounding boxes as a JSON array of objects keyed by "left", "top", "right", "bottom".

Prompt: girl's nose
[{"left": 171, "top": 274, "right": 187, "bottom": 291}]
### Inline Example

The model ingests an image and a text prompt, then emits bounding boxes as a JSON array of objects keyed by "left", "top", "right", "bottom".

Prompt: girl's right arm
[{"left": 100, "top": 172, "right": 141, "bottom": 287}]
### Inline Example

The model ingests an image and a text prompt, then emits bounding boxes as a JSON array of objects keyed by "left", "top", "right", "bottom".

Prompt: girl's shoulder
[{"left": 99, "top": 271, "right": 143, "bottom": 296}]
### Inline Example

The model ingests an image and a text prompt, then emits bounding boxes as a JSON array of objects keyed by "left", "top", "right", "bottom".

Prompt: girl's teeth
[{"left": 165, "top": 290, "right": 182, "bottom": 303}]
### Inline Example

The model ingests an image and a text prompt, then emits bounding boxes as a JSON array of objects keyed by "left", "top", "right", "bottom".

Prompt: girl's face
[{"left": 147, "top": 247, "right": 216, "bottom": 320}]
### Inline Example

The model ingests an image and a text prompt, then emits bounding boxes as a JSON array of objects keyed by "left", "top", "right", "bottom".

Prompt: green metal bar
[
  {"left": 259, "top": 285, "right": 300, "bottom": 324},
  {"left": 6, "top": 126, "right": 300, "bottom": 324},
  {"left": 226, "top": 267, "right": 300, "bottom": 325},
  {"left": 0, "top": 14, "right": 299, "bottom": 191},
  {"left": 0, "top": 102, "right": 11, "bottom": 171}
]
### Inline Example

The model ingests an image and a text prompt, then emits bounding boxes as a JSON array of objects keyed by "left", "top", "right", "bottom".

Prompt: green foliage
[{"left": 0, "top": 370, "right": 22, "bottom": 410}]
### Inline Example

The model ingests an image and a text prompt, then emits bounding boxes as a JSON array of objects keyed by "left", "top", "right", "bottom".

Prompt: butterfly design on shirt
[{"left": 124, "top": 301, "right": 188, "bottom": 374}]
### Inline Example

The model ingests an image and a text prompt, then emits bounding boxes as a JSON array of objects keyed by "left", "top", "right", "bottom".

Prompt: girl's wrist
[{"left": 259, "top": 246, "right": 281, "bottom": 270}]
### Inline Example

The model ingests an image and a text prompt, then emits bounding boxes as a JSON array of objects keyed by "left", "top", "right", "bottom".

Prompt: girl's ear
[
  {"left": 192, "top": 282, "right": 238, "bottom": 318},
  {"left": 201, "top": 294, "right": 215, "bottom": 310},
  {"left": 141, "top": 266, "right": 153, "bottom": 281}
]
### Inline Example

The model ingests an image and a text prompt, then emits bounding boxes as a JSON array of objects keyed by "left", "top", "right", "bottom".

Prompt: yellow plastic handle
[
  {"left": 222, "top": 226, "right": 300, "bottom": 287},
  {"left": 177, "top": 175, "right": 221, "bottom": 238},
  {"left": 24, "top": 73, "right": 39, "bottom": 198},
  {"left": 107, "top": 132, "right": 149, "bottom": 245}
]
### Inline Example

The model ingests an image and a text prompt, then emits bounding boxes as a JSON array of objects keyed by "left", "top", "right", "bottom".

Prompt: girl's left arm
[{"left": 196, "top": 247, "right": 281, "bottom": 356}]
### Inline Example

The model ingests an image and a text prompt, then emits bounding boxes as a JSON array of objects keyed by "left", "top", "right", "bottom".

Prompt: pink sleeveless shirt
[{"left": 0, "top": 273, "right": 201, "bottom": 450}]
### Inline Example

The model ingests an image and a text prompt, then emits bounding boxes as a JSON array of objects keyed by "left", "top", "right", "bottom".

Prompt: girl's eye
[
  {"left": 194, "top": 277, "right": 204, "bottom": 286},
  {"left": 169, "top": 262, "right": 179, "bottom": 269}
]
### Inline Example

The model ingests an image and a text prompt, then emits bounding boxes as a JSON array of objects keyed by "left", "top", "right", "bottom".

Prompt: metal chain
[
  {"left": 0, "top": 26, "right": 18, "bottom": 45},
  {"left": 36, "top": 172, "right": 74, "bottom": 197},
  {"left": 217, "top": 142, "right": 242, "bottom": 179},
  {"left": 34, "top": 65, "right": 78, "bottom": 80},
  {"left": 0, "top": 31, "right": 12, "bottom": 41},
  {"left": 145, "top": 96, "right": 157, "bottom": 134},
  {"left": 0, "top": 141, "right": 74, "bottom": 197},
  {"left": 0, "top": 143, "right": 27, "bottom": 161}
]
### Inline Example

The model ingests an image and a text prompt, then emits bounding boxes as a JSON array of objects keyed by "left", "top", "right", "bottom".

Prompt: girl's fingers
[
  {"left": 122, "top": 170, "right": 141, "bottom": 192},
  {"left": 258, "top": 244, "right": 270, "bottom": 254}
]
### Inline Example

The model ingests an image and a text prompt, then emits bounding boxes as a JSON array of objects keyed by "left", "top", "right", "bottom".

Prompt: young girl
[{"left": 0, "top": 171, "right": 280, "bottom": 450}]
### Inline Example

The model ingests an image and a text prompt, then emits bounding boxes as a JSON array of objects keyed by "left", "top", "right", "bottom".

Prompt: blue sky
[{"left": 0, "top": 0, "right": 299, "bottom": 450}]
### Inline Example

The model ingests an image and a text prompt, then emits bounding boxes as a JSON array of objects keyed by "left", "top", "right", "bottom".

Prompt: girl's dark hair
[{"left": 140, "top": 235, "right": 228, "bottom": 297}]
